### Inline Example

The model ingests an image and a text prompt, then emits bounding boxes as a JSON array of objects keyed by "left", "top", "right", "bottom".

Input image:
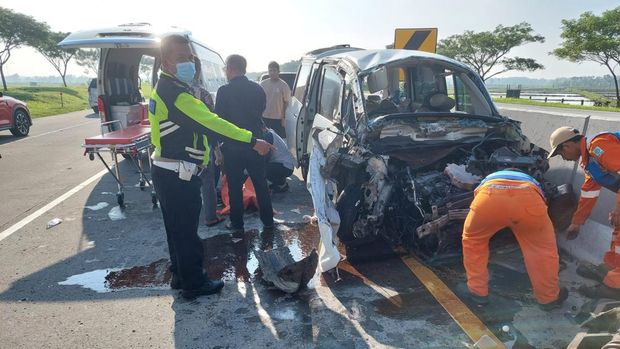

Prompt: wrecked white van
[{"left": 287, "top": 47, "right": 569, "bottom": 262}]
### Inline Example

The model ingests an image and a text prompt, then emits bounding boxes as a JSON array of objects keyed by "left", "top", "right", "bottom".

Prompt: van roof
[
  {"left": 324, "top": 49, "right": 472, "bottom": 74},
  {"left": 58, "top": 23, "right": 193, "bottom": 49}
]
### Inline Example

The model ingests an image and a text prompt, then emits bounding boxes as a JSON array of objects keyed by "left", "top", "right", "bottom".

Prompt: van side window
[{"left": 318, "top": 67, "right": 342, "bottom": 121}]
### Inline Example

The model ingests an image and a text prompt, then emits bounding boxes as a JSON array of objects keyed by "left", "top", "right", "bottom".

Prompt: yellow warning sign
[{"left": 394, "top": 28, "right": 438, "bottom": 53}]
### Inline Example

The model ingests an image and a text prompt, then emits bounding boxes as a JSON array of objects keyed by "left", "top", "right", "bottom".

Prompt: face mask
[{"left": 175, "top": 62, "right": 196, "bottom": 84}]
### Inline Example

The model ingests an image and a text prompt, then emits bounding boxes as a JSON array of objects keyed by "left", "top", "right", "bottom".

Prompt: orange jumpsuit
[
  {"left": 462, "top": 171, "right": 560, "bottom": 304},
  {"left": 571, "top": 134, "right": 620, "bottom": 288}
]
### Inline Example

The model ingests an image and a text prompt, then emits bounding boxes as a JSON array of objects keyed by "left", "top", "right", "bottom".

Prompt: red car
[{"left": 0, "top": 91, "right": 32, "bottom": 137}]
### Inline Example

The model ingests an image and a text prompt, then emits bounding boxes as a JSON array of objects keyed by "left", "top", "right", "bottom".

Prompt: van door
[
  {"left": 284, "top": 61, "right": 312, "bottom": 162},
  {"left": 295, "top": 63, "right": 323, "bottom": 168},
  {"left": 310, "top": 65, "right": 345, "bottom": 151}
]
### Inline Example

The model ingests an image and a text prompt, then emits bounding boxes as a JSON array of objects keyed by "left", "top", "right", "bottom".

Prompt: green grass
[
  {"left": 2, "top": 85, "right": 90, "bottom": 118},
  {"left": 493, "top": 97, "right": 620, "bottom": 113}
]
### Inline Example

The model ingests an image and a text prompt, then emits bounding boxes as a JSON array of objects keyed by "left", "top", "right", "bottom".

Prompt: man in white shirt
[{"left": 260, "top": 61, "right": 291, "bottom": 138}]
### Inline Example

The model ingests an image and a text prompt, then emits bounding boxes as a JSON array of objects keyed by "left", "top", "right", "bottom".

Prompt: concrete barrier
[{"left": 498, "top": 103, "right": 620, "bottom": 264}]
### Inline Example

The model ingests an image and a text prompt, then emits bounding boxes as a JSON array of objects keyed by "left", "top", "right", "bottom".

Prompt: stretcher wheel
[
  {"left": 151, "top": 192, "right": 158, "bottom": 208},
  {"left": 139, "top": 180, "right": 146, "bottom": 191},
  {"left": 88, "top": 153, "right": 94, "bottom": 161},
  {"left": 117, "top": 192, "right": 125, "bottom": 208}
]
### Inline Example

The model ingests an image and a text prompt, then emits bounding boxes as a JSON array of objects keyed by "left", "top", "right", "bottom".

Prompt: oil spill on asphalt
[
  {"left": 60, "top": 224, "right": 322, "bottom": 292},
  {"left": 371, "top": 287, "right": 447, "bottom": 324},
  {"left": 105, "top": 258, "right": 171, "bottom": 289}
]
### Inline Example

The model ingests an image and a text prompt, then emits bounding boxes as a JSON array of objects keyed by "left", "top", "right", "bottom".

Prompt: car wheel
[
  {"left": 336, "top": 185, "right": 362, "bottom": 243},
  {"left": 10, "top": 109, "right": 30, "bottom": 137}
]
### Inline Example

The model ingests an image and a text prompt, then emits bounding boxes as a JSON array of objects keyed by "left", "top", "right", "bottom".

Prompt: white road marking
[
  {"left": 0, "top": 120, "right": 95, "bottom": 146},
  {"left": 0, "top": 169, "right": 108, "bottom": 243}
]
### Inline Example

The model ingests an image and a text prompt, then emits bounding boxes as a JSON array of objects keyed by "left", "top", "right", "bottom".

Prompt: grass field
[
  {"left": 493, "top": 97, "right": 620, "bottom": 113},
  {"left": 2, "top": 85, "right": 90, "bottom": 118}
]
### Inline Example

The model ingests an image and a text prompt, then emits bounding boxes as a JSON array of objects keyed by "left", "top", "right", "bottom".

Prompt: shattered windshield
[{"left": 362, "top": 61, "right": 493, "bottom": 119}]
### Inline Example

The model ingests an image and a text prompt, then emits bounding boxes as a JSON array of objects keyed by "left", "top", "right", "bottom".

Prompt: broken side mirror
[{"left": 367, "top": 67, "right": 388, "bottom": 94}]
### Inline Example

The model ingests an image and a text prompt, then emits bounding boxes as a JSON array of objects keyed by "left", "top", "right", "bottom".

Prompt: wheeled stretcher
[{"left": 83, "top": 120, "right": 157, "bottom": 208}]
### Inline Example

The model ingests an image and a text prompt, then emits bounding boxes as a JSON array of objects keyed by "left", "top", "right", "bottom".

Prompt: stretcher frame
[{"left": 83, "top": 120, "right": 157, "bottom": 208}]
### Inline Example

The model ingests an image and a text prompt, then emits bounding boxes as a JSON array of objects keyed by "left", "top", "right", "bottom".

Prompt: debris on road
[
  {"left": 107, "top": 206, "right": 126, "bottom": 221},
  {"left": 255, "top": 247, "right": 318, "bottom": 293},
  {"left": 85, "top": 202, "right": 109, "bottom": 211},
  {"left": 46, "top": 218, "right": 63, "bottom": 229}
]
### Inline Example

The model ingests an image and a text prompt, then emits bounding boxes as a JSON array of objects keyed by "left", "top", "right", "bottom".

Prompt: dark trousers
[
  {"left": 263, "top": 118, "right": 286, "bottom": 138},
  {"left": 151, "top": 165, "right": 205, "bottom": 290},
  {"left": 222, "top": 147, "right": 274, "bottom": 229},
  {"left": 266, "top": 163, "right": 293, "bottom": 186}
]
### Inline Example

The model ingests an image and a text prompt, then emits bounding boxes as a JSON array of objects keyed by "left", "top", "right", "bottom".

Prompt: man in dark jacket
[{"left": 215, "top": 55, "right": 274, "bottom": 233}]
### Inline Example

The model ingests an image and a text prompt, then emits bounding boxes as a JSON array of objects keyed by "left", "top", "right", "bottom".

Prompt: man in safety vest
[
  {"left": 462, "top": 169, "right": 568, "bottom": 310},
  {"left": 548, "top": 126, "right": 620, "bottom": 299},
  {"left": 149, "top": 34, "right": 272, "bottom": 300}
]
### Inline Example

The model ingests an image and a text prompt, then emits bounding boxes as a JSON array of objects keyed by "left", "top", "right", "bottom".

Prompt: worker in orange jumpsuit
[
  {"left": 462, "top": 169, "right": 568, "bottom": 310},
  {"left": 548, "top": 126, "right": 620, "bottom": 299}
]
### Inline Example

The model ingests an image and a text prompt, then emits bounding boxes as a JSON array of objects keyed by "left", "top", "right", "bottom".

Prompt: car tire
[
  {"left": 10, "top": 109, "right": 30, "bottom": 137},
  {"left": 336, "top": 185, "right": 362, "bottom": 243}
]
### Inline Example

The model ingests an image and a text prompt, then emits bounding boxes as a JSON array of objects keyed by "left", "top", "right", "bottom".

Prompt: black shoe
[
  {"left": 576, "top": 263, "right": 608, "bottom": 283},
  {"left": 579, "top": 284, "right": 620, "bottom": 300},
  {"left": 225, "top": 222, "right": 244, "bottom": 234},
  {"left": 181, "top": 279, "right": 225, "bottom": 300},
  {"left": 540, "top": 287, "right": 569, "bottom": 311}
]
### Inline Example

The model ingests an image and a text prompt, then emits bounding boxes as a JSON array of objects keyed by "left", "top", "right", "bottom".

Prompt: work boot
[
  {"left": 539, "top": 287, "right": 569, "bottom": 311},
  {"left": 469, "top": 293, "right": 490, "bottom": 306},
  {"left": 579, "top": 284, "right": 620, "bottom": 300},
  {"left": 181, "top": 279, "right": 225, "bottom": 300},
  {"left": 576, "top": 263, "right": 608, "bottom": 283}
]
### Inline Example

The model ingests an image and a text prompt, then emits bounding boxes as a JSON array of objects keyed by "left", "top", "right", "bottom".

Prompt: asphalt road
[{"left": 0, "top": 109, "right": 592, "bottom": 348}]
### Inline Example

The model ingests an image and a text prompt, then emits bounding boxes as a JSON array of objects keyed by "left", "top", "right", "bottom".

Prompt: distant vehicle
[
  {"left": 59, "top": 23, "right": 227, "bottom": 130},
  {"left": 0, "top": 91, "right": 32, "bottom": 137},
  {"left": 88, "top": 78, "right": 98, "bottom": 114},
  {"left": 259, "top": 72, "right": 296, "bottom": 90}
]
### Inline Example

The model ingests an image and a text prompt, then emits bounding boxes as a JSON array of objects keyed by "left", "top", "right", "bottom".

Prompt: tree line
[
  {"left": 0, "top": 6, "right": 98, "bottom": 90},
  {"left": 436, "top": 6, "right": 620, "bottom": 107}
]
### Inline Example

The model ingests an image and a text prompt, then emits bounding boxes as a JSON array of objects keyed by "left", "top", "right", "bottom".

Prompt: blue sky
[{"left": 2, "top": 0, "right": 618, "bottom": 78}]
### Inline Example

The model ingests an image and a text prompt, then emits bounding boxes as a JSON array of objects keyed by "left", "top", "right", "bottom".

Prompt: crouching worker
[
  {"left": 462, "top": 169, "right": 568, "bottom": 310},
  {"left": 547, "top": 127, "right": 620, "bottom": 299},
  {"left": 265, "top": 128, "right": 294, "bottom": 193}
]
